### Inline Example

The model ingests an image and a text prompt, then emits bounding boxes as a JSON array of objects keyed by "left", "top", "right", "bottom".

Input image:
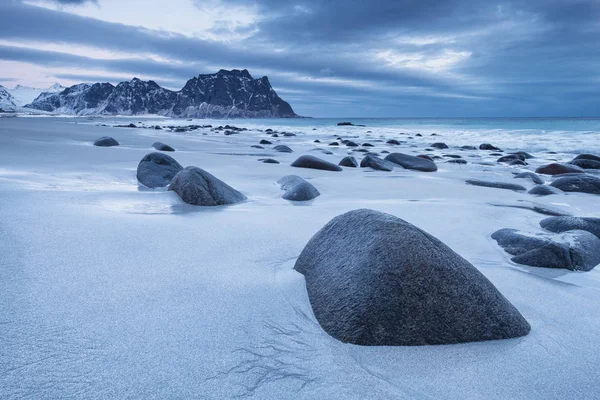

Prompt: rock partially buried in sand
[
  {"left": 466, "top": 179, "right": 526, "bottom": 191},
  {"left": 291, "top": 155, "right": 342, "bottom": 171},
  {"left": 136, "top": 152, "right": 183, "bottom": 188},
  {"left": 260, "top": 158, "right": 280, "bottom": 164},
  {"left": 384, "top": 153, "right": 438, "bottom": 172},
  {"left": 540, "top": 217, "right": 600, "bottom": 240},
  {"left": 94, "top": 136, "right": 119, "bottom": 147},
  {"left": 360, "top": 154, "right": 394, "bottom": 171},
  {"left": 514, "top": 172, "right": 543, "bottom": 185},
  {"left": 528, "top": 185, "right": 562, "bottom": 196},
  {"left": 339, "top": 156, "right": 359, "bottom": 168},
  {"left": 152, "top": 141, "right": 175, "bottom": 152},
  {"left": 168, "top": 166, "right": 246, "bottom": 206},
  {"left": 273, "top": 145, "right": 293, "bottom": 153},
  {"left": 550, "top": 174, "right": 600, "bottom": 194},
  {"left": 492, "top": 228, "right": 600, "bottom": 271},
  {"left": 536, "top": 163, "right": 585, "bottom": 175},
  {"left": 277, "top": 175, "right": 320, "bottom": 201},
  {"left": 295, "top": 209, "right": 530, "bottom": 345}
]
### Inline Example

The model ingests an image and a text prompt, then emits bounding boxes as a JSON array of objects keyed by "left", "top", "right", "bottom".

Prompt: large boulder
[
  {"left": 430, "top": 142, "right": 449, "bottom": 149},
  {"left": 339, "top": 156, "right": 359, "bottom": 168},
  {"left": 480, "top": 143, "right": 502, "bottom": 151},
  {"left": 136, "top": 152, "right": 183, "bottom": 188},
  {"left": 360, "top": 154, "right": 394, "bottom": 171},
  {"left": 295, "top": 209, "right": 530, "bottom": 345},
  {"left": 540, "top": 217, "right": 600, "bottom": 239},
  {"left": 168, "top": 166, "right": 246, "bottom": 206},
  {"left": 492, "top": 228, "right": 600, "bottom": 271},
  {"left": 277, "top": 175, "right": 320, "bottom": 201},
  {"left": 535, "top": 163, "right": 585, "bottom": 175},
  {"left": 93, "top": 136, "right": 119, "bottom": 147},
  {"left": 291, "top": 155, "right": 342, "bottom": 171},
  {"left": 384, "top": 153, "right": 438, "bottom": 172},
  {"left": 550, "top": 174, "right": 600, "bottom": 194},
  {"left": 466, "top": 179, "right": 526, "bottom": 191},
  {"left": 152, "top": 141, "right": 175, "bottom": 152}
]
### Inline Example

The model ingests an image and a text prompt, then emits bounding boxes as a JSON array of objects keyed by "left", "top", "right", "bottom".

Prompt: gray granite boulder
[
  {"left": 152, "top": 141, "right": 175, "bottom": 152},
  {"left": 528, "top": 185, "right": 562, "bottom": 196},
  {"left": 136, "top": 152, "right": 183, "bottom": 188},
  {"left": 466, "top": 180, "right": 526, "bottom": 191},
  {"left": 360, "top": 154, "right": 394, "bottom": 171},
  {"left": 339, "top": 156, "right": 359, "bottom": 168},
  {"left": 295, "top": 209, "right": 530, "bottom": 346},
  {"left": 93, "top": 136, "right": 119, "bottom": 147},
  {"left": 168, "top": 167, "right": 246, "bottom": 206},
  {"left": 291, "top": 155, "right": 342, "bottom": 171},
  {"left": 540, "top": 217, "right": 600, "bottom": 239},
  {"left": 492, "top": 228, "right": 600, "bottom": 271},
  {"left": 384, "top": 153, "right": 438, "bottom": 172},
  {"left": 550, "top": 174, "right": 600, "bottom": 194},
  {"left": 514, "top": 172, "right": 543, "bottom": 185},
  {"left": 536, "top": 163, "right": 585, "bottom": 175},
  {"left": 277, "top": 175, "right": 320, "bottom": 201}
]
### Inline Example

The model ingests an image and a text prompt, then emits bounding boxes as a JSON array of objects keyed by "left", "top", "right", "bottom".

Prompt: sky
[{"left": 0, "top": 0, "right": 599, "bottom": 117}]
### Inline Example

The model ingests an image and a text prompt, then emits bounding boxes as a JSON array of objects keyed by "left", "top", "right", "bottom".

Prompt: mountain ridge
[{"left": 26, "top": 70, "right": 298, "bottom": 118}]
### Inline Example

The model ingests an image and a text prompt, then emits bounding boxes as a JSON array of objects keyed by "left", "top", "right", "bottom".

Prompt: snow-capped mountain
[
  {"left": 26, "top": 70, "right": 297, "bottom": 118},
  {"left": 0, "top": 85, "right": 17, "bottom": 111},
  {"left": 8, "top": 83, "right": 65, "bottom": 107}
]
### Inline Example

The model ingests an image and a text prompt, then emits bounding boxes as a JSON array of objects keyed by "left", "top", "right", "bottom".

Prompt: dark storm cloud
[{"left": 1, "top": 0, "right": 600, "bottom": 116}]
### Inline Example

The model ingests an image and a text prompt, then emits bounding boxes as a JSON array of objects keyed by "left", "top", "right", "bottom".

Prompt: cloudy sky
[{"left": 0, "top": 0, "right": 599, "bottom": 117}]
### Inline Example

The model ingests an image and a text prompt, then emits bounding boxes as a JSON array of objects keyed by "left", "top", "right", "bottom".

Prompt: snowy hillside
[{"left": 7, "top": 83, "right": 65, "bottom": 107}]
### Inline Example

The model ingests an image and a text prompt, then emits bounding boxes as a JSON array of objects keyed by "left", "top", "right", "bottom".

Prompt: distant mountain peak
[{"left": 25, "top": 70, "right": 298, "bottom": 118}]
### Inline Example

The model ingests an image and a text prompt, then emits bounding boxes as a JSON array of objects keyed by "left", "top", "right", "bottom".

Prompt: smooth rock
[
  {"left": 385, "top": 153, "right": 438, "bottom": 172},
  {"left": 528, "top": 185, "right": 562, "bottom": 196},
  {"left": 570, "top": 159, "right": 600, "bottom": 169},
  {"left": 152, "top": 141, "right": 175, "bottom": 152},
  {"left": 168, "top": 166, "right": 246, "bottom": 206},
  {"left": 536, "top": 163, "right": 585, "bottom": 175},
  {"left": 480, "top": 143, "right": 502, "bottom": 151},
  {"left": 136, "top": 152, "right": 183, "bottom": 188},
  {"left": 550, "top": 174, "right": 600, "bottom": 194},
  {"left": 466, "top": 180, "right": 526, "bottom": 191},
  {"left": 278, "top": 175, "right": 320, "bottom": 201},
  {"left": 540, "top": 217, "right": 600, "bottom": 240},
  {"left": 431, "top": 142, "right": 449, "bottom": 149},
  {"left": 291, "top": 155, "right": 343, "bottom": 171},
  {"left": 339, "top": 156, "right": 359, "bottom": 168},
  {"left": 295, "top": 209, "right": 531, "bottom": 345},
  {"left": 93, "top": 136, "right": 119, "bottom": 147},
  {"left": 273, "top": 145, "right": 293, "bottom": 153},
  {"left": 360, "top": 154, "right": 394, "bottom": 171},
  {"left": 514, "top": 172, "right": 543, "bottom": 185}
]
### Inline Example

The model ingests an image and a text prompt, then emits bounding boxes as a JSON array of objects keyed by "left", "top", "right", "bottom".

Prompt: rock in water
[
  {"left": 152, "top": 141, "right": 175, "bottom": 152},
  {"left": 339, "top": 156, "right": 359, "bottom": 168},
  {"left": 277, "top": 175, "right": 320, "bottom": 201},
  {"left": 385, "top": 153, "right": 438, "bottom": 172},
  {"left": 430, "top": 142, "right": 449, "bottom": 149},
  {"left": 573, "top": 154, "right": 600, "bottom": 162},
  {"left": 570, "top": 159, "right": 600, "bottom": 169},
  {"left": 93, "top": 136, "right": 119, "bottom": 147},
  {"left": 466, "top": 179, "right": 526, "bottom": 191},
  {"left": 291, "top": 155, "right": 342, "bottom": 171},
  {"left": 535, "top": 163, "right": 585, "bottom": 175},
  {"left": 168, "top": 166, "right": 246, "bottom": 206},
  {"left": 540, "top": 217, "right": 600, "bottom": 239},
  {"left": 480, "top": 143, "right": 502, "bottom": 151},
  {"left": 550, "top": 174, "right": 600, "bottom": 194},
  {"left": 360, "top": 154, "right": 394, "bottom": 171},
  {"left": 137, "top": 152, "right": 183, "bottom": 188},
  {"left": 295, "top": 209, "right": 531, "bottom": 346},
  {"left": 492, "top": 228, "right": 600, "bottom": 271}
]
